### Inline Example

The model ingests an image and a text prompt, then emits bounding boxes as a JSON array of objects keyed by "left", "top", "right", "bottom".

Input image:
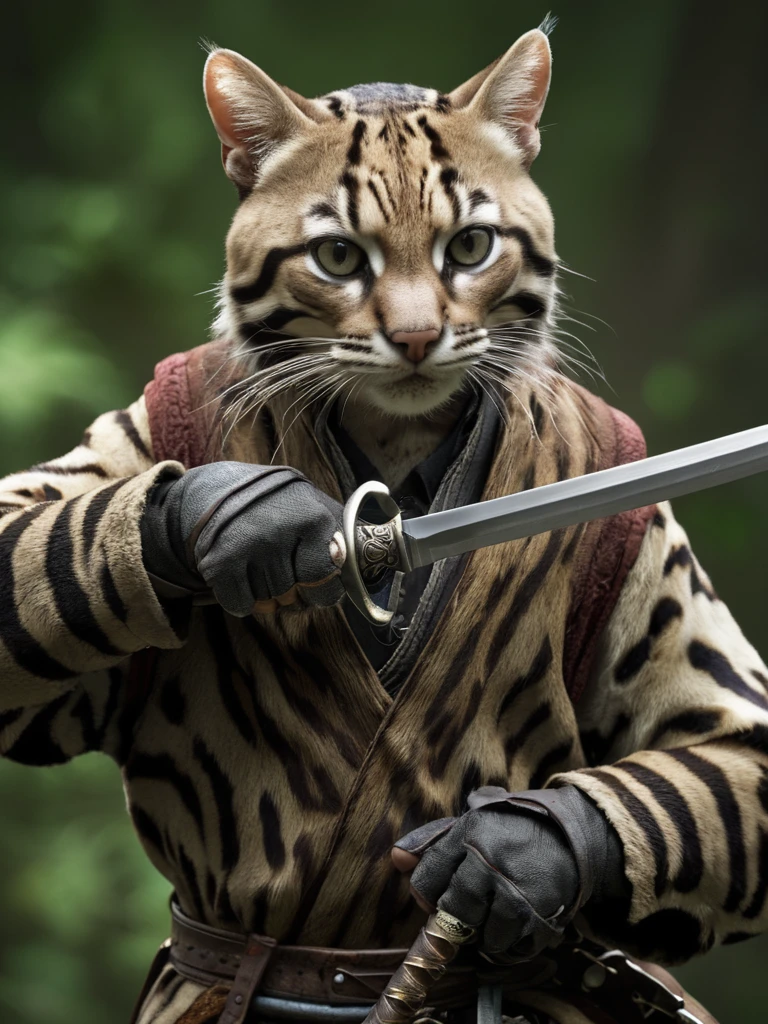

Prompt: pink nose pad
[{"left": 389, "top": 329, "right": 441, "bottom": 364}]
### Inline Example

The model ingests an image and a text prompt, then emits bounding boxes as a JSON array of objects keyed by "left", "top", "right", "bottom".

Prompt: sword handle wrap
[
  {"left": 340, "top": 482, "right": 412, "bottom": 625},
  {"left": 361, "top": 911, "right": 476, "bottom": 1024}
]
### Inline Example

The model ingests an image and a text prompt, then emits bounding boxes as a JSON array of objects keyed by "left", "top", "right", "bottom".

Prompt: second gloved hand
[
  {"left": 392, "top": 785, "right": 625, "bottom": 964},
  {"left": 140, "top": 462, "right": 345, "bottom": 616}
]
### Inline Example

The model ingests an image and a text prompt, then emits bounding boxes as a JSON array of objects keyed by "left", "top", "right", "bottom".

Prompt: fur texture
[
  {"left": 1, "top": 27, "right": 764, "bottom": 1024},
  {"left": 0, "top": 371, "right": 766, "bottom": 1024},
  {"left": 204, "top": 29, "right": 564, "bottom": 449}
]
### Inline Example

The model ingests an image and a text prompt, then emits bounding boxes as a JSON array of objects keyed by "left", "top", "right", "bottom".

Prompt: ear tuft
[
  {"left": 199, "top": 36, "right": 220, "bottom": 56},
  {"left": 203, "top": 48, "right": 315, "bottom": 193},
  {"left": 539, "top": 12, "right": 558, "bottom": 37},
  {"left": 450, "top": 29, "right": 553, "bottom": 168}
]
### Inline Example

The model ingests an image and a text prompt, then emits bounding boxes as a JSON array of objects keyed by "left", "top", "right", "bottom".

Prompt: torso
[{"left": 126, "top": 371, "right": 622, "bottom": 951}]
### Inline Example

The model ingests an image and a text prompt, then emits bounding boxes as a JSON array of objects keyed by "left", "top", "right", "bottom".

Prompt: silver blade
[{"left": 402, "top": 424, "right": 768, "bottom": 569}]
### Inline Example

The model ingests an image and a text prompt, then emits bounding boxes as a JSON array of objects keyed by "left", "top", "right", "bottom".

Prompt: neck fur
[{"left": 336, "top": 391, "right": 468, "bottom": 492}]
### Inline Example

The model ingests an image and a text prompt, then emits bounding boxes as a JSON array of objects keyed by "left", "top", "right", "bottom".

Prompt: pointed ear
[
  {"left": 203, "top": 48, "right": 319, "bottom": 193},
  {"left": 449, "top": 29, "right": 552, "bottom": 167}
]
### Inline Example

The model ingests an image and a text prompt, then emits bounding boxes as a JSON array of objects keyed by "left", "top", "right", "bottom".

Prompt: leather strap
[
  {"left": 164, "top": 901, "right": 719, "bottom": 1024},
  {"left": 220, "top": 935, "right": 277, "bottom": 1024},
  {"left": 169, "top": 901, "right": 540, "bottom": 1008},
  {"left": 129, "top": 939, "right": 171, "bottom": 1024},
  {"left": 170, "top": 900, "right": 416, "bottom": 1005}
]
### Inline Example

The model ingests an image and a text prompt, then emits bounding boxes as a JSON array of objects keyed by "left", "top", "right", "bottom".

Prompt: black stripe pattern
[{"left": 551, "top": 501, "right": 768, "bottom": 962}]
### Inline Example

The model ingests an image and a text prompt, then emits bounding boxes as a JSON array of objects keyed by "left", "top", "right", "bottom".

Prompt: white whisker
[
  {"left": 471, "top": 365, "right": 537, "bottom": 434},
  {"left": 337, "top": 377, "right": 365, "bottom": 426},
  {"left": 466, "top": 369, "right": 508, "bottom": 425},
  {"left": 556, "top": 262, "right": 596, "bottom": 282},
  {"left": 220, "top": 358, "right": 334, "bottom": 445},
  {"left": 270, "top": 373, "right": 350, "bottom": 463}
]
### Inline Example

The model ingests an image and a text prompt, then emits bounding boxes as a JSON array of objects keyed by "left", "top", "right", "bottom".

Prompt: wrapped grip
[{"left": 361, "top": 911, "right": 475, "bottom": 1024}]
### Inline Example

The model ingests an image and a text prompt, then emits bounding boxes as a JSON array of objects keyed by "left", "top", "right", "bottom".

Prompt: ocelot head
[{"left": 205, "top": 22, "right": 560, "bottom": 419}]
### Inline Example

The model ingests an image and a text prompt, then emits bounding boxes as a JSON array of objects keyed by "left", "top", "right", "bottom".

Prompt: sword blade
[{"left": 401, "top": 424, "right": 768, "bottom": 569}]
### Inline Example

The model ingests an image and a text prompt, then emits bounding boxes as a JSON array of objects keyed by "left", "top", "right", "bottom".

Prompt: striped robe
[{"left": 1, "top": 349, "right": 766, "bottom": 1024}]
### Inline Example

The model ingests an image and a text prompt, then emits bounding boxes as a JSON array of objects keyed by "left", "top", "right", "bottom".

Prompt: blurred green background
[{"left": 1, "top": 0, "right": 766, "bottom": 1020}]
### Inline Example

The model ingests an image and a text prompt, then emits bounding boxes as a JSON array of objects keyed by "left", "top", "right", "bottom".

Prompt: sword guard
[{"left": 340, "top": 482, "right": 412, "bottom": 626}]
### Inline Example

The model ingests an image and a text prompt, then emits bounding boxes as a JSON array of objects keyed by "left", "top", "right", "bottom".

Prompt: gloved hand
[
  {"left": 392, "top": 785, "right": 625, "bottom": 964},
  {"left": 140, "top": 462, "right": 346, "bottom": 616}
]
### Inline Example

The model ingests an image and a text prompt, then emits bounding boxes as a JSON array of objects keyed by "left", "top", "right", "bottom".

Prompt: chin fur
[{"left": 357, "top": 369, "right": 468, "bottom": 417}]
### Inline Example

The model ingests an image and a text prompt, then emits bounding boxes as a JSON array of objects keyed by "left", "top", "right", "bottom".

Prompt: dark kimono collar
[
  {"left": 327, "top": 388, "right": 483, "bottom": 511},
  {"left": 314, "top": 386, "right": 501, "bottom": 687}
]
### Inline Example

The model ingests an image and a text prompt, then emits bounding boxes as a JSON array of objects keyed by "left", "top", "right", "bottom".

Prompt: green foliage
[
  {"left": 642, "top": 361, "right": 700, "bottom": 420},
  {"left": 2, "top": 0, "right": 767, "bottom": 1020},
  {"left": 0, "top": 311, "right": 127, "bottom": 427},
  {"left": 0, "top": 756, "right": 170, "bottom": 1023}
]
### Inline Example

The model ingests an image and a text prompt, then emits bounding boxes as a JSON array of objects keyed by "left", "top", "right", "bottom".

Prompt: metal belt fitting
[
  {"left": 250, "top": 994, "right": 376, "bottom": 1022},
  {"left": 248, "top": 995, "right": 482, "bottom": 1024},
  {"left": 578, "top": 948, "right": 705, "bottom": 1023},
  {"left": 476, "top": 983, "right": 503, "bottom": 1024}
]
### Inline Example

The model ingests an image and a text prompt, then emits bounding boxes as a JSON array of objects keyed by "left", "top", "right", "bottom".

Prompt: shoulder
[
  {"left": 561, "top": 384, "right": 656, "bottom": 701},
  {"left": 144, "top": 338, "right": 233, "bottom": 410},
  {"left": 143, "top": 339, "right": 235, "bottom": 468},
  {"left": 566, "top": 381, "right": 647, "bottom": 471}
]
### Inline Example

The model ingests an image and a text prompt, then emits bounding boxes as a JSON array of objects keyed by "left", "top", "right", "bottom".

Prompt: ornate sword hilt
[{"left": 339, "top": 481, "right": 413, "bottom": 626}]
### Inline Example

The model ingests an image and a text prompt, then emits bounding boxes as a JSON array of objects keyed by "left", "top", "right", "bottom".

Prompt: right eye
[
  {"left": 312, "top": 238, "right": 366, "bottom": 277},
  {"left": 446, "top": 226, "right": 494, "bottom": 268}
]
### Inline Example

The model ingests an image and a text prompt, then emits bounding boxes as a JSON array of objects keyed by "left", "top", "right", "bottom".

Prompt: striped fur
[
  {"left": 2, "top": 27, "right": 766, "bottom": 1024},
  {"left": 204, "top": 28, "right": 562, "bottom": 456},
  {"left": 1, "top": 374, "right": 766, "bottom": 1024},
  {"left": 556, "top": 504, "right": 768, "bottom": 961}
]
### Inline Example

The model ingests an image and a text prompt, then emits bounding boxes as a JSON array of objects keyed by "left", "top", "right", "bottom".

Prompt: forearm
[
  {"left": 0, "top": 664, "right": 129, "bottom": 764},
  {"left": 564, "top": 501, "right": 768, "bottom": 963},
  {"left": 555, "top": 730, "right": 768, "bottom": 963},
  {"left": 0, "top": 464, "right": 186, "bottom": 712}
]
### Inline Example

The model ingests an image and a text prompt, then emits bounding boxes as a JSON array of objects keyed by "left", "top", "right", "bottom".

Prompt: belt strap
[
  {"left": 220, "top": 936, "right": 277, "bottom": 1024},
  {"left": 169, "top": 900, "right": 416, "bottom": 1005},
  {"left": 167, "top": 901, "right": 718, "bottom": 1024},
  {"left": 171, "top": 901, "right": 276, "bottom": 1024},
  {"left": 168, "top": 901, "right": 542, "bottom": 1010}
]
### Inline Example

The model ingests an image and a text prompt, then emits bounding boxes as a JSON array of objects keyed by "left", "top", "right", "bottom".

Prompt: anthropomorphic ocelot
[{"left": 1, "top": 22, "right": 765, "bottom": 1024}]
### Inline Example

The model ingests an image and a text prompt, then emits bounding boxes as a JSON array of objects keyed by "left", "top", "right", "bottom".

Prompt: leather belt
[
  {"left": 171, "top": 899, "right": 414, "bottom": 1005},
  {"left": 167, "top": 900, "right": 718, "bottom": 1024},
  {"left": 168, "top": 901, "right": 553, "bottom": 1023}
]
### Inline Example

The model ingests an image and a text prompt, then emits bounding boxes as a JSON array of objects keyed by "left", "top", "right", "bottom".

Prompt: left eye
[
  {"left": 446, "top": 227, "right": 494, "bottom": 267},
  {"left": 313, "top": 238, "right": 366, "bottom": 277}
]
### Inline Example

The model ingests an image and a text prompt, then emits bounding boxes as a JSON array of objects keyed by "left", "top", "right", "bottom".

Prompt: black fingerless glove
[
  {"left": 140, "top": 462, "right": 345, "bottom": 616},
  {"left": 395, "top": 784, "right": 627, "bottom": 963}
]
